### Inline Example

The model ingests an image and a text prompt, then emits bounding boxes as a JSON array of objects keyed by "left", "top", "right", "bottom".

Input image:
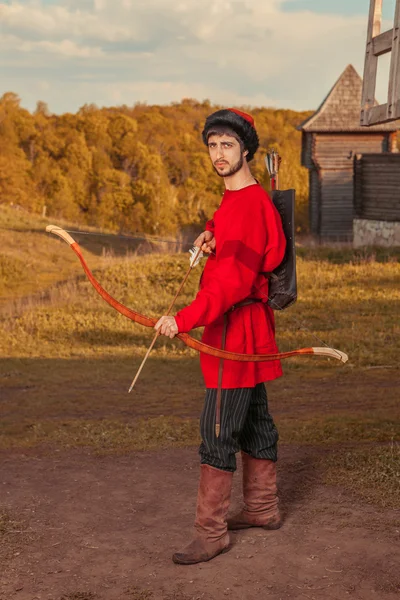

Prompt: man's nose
[{"left": 216, "top": 145, "right": 224, "bottom": 159}]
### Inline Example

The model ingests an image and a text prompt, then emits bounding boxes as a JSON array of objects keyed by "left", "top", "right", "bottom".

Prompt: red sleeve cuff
[
  {"left": 174, "top": 313, "right": 186, "bottom": 333},
  {"left": 205, "top": 219, "right": 214, "bottom": 232}
]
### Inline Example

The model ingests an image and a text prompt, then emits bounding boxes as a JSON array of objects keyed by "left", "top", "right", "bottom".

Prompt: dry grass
[
  {"left": 1, "top": 413, "right": 398, "bottom": 453},
  {"left": 0, "top": 509, "right": 23, "bottom": 538},
  {"left": 0, "top": 511, "right": 13, "bottom": 536},
  {"left": 0, "top": 204, "right": 187, "bottom": 305},
  {"left": 279, "top": 415, "right": 399, "bottom": 445},
  {"left": 60, "top": 593, "right": 97, "bottom": 600},
  {"left": 1, "top": 250, "right": 399, "bottom": 368},
  {"left": 1, "top": 207, "right": 399, "bottom": 507},
  {"left": 323, "top": 443, "right": 400, "bottom": 508},
  {"left": 124, "top": 590, "right": 153, "bottom": 600},
  {"left": 0, "top": 416, "right": 200, "bottom": 453}
]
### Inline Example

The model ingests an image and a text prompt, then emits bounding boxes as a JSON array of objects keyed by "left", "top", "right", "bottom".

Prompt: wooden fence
[{"left": 354, "top": 153, "right": 400, "bottom": 221}]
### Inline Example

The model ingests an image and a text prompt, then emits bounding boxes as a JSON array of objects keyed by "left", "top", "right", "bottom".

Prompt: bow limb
[
  {"left": 177, "top": 336, "right": 348, "bottom": 363},
  {"left": 46, "top": 225, "right": 348, "bottom": 364}
]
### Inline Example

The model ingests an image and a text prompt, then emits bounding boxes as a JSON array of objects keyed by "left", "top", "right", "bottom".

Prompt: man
[{"left": 155, "top": 108, "right": 286, "bottom": 565}]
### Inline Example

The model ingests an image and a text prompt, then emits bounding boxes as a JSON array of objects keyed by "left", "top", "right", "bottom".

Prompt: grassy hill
[
  {"left": 1, "top": 203, "right": 399, "bottom": 365},
  {"left": 0, "top": 204, "right": 185, "bottom": 305}
]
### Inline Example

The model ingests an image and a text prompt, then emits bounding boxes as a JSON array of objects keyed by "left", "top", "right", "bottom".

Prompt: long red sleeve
[{"left": 175, "top": 185, "right": 285, "bottom": 333}]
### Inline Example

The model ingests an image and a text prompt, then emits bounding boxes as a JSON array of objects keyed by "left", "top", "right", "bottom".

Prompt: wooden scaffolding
[{"left": 361, "top": 0, "right": 400, "bottom": 125}]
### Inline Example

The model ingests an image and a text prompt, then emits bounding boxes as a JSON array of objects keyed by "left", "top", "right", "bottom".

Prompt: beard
[{"left": 213, "top": 154, "right": 244, "bottom": 178}]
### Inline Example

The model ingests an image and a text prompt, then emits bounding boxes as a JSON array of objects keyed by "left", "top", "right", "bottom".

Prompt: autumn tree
[{"left": 0, "top": 96, "right": 311, "bottom": 233}]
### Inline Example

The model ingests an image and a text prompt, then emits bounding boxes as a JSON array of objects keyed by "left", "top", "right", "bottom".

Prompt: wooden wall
[
  {"left": 309, "top": 169, "right": 320, "bottom": 234},
  {"left": 313, "top": 133, "right": 387, "bottom": 168},
  {"left": 320, "top": 170, "right": 354, "bottom": 240},
  {"left": 354, "top": 154, "right": 400, "bottom": 221},
  {"left": 302, "top": 132, "right": 395, "bottom": 240}
]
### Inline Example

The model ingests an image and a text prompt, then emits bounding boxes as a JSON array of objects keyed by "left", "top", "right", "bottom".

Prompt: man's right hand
[{"left": 194, "top": 230, "right": 216, "bottom": 254}]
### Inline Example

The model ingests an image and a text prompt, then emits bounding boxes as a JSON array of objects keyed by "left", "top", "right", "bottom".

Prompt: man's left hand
[{"left": 154, "top": 316, "right": 179, "bottom": 339}]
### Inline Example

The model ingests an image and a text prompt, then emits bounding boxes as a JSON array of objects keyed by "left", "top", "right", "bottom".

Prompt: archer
[{"left": 155, "top": 109, "right": 286, "bottom": 565}]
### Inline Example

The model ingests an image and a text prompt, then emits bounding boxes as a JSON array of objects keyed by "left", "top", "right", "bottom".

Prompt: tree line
[{"left": 0, "top": 92, "right": 312, "bottom": 236}]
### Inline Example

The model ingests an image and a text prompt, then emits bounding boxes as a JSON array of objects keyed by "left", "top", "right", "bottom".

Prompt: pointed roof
[{"left": 299, "top": 64, "right": 398, "bottom": 132}]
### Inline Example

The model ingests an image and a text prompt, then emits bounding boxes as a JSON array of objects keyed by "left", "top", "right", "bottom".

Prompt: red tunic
[{"left": 174, "top": 183, "right": 286, "bottom": 388}]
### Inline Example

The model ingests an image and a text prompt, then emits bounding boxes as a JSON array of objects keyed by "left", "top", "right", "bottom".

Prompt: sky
[{"left": 0, "top": 0, "right": 397, "bottom": 114}]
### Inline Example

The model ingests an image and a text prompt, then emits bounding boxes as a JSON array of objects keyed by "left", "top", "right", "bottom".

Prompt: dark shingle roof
[{"left": 299, "top": 64, "right": 398, "bottom": 132}]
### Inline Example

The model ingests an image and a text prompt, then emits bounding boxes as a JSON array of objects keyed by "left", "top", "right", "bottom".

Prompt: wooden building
[{"left": 299, "top": 64, "right": 398, "bottom": 241}]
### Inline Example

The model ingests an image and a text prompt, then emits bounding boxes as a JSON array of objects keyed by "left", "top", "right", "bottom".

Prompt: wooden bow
[{"left": 46, "top": 226, "right": 348, "bottom": 364}]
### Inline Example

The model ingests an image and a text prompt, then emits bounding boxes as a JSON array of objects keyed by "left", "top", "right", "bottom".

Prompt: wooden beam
[
  {"left": 361, "top": 1, "right": 382, "bottom": 124},
  {"left": 394, "top": 99, "right": 400, "bottom": 120},
  {"left": 372, "top": 29, "right": 393, "bottom": 56},
  {"left": 388, "top": 1, "right": 400, "bottom": 119},
  {"left": 365, "top": 103, "right": 390, "bottom": 125},
  {"left": 371, "top": 0, "right": 382, "bottom": 37}
]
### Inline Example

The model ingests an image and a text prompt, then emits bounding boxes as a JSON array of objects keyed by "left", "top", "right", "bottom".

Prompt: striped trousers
[{"left": 199, "top": 383, "right": 278, "bottom": 472}]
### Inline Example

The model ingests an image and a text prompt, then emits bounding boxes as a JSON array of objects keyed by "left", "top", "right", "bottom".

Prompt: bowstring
[{"left": 64, "top": 229, "right": 192, "bottom": 250}]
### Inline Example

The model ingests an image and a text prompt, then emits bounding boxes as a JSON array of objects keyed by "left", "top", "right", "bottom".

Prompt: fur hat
[{"left": 202, "top": 108, "right": 259, "bottom": 162}]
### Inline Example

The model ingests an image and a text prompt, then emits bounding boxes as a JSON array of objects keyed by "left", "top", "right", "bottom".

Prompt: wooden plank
[
  {"left": 320, "top": 171, "right": 354, "bottom": 239},
  {"left": 301, "top": 133, "right": 314, "bottom": 168},
  {"left": 360, "top": 199, "right": 400, "bottom": 206},
  {"left": 354, "top": 155, "right": 363, "bottom": 217},
  {"left": 309, "top": 169, "right": 320, "bottom": 235},
  {"left": 313, "top": 133, "right": 387, "bottom": 169},
  {"left": 362, "top": 211, "right": 400, "bottom": 221},
  {"left": 362, "top": 203, "right": 400, "bottom": 208},
  {"left": 361, "top": 155, "right": 400, "bottom": 161},
  {"left": 363, "top": 170, "right": 400, "bottom": 176},
  {"left": 362, "top": 164, "right": 400, "bottom": 170},
  {"left": 394, "top": 98, "right": 400, "bottom": 119},
  {"left": 361, "top": 0, "right": 383, "bottom": 124},
  {"left": 371, "top": 0, "right": 383, "bottom": 37},
  {"left": 362, "top": 198, "right": 400, "bottom": 205},
  {"left": 388, "top": 2, "right": 400, "bottom": 119},
  {"left": 372, "top": 29, "right": 393, "bottom": 55},
  {"left": 365, "top": 103, "right": 391, "bottom": 124}
]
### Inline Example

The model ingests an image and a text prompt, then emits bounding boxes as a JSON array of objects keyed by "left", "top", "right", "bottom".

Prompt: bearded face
[{"left": 207, "top": 133, "right": 247, "bottom": 178}]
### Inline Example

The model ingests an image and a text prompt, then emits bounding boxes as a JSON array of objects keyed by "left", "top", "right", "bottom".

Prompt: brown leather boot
[
  {"left": 227, "top": 452, "right": 281, "bottom": 531},
  {"left": 172, "top": 464, "right": 233, "bottom": 565}
]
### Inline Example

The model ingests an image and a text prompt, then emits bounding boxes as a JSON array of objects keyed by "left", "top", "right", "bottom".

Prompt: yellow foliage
[{"left": 0, "top": 95, "right": 312, "bottom": 233}]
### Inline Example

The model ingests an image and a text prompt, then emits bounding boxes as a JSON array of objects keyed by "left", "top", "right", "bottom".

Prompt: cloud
[
  {"left": 105, "top": 80, "right": 278, "bottom": 108},
  {"left": 0, "top": 35, "right": 103, "bottom": 58},
  {"left": 0, "top": 0, "right": 376, "bottom": 113}
]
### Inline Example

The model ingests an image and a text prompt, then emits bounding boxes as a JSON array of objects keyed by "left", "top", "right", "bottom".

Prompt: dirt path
[{"left": 1, "top": 446, "right": 399, "bottom": 600}]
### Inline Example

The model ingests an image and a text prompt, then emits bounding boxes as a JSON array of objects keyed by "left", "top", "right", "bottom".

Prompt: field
[{"left": 0, "top": 204, "right": 399, "bottom": 600}]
